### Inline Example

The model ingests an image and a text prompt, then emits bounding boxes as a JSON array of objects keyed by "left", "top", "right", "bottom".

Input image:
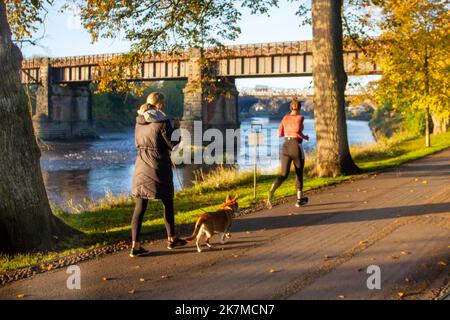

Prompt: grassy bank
[{"left": 1, "top": 132, "right": 450, "bottom": 274}]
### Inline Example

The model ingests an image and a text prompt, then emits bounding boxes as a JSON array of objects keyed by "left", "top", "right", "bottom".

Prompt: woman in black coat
[{"left": 130, "top": 92, "right": 187, "bottom": 257}]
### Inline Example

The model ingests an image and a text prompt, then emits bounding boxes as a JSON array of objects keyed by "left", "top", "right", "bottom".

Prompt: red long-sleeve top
[{"left": 278, "top": 114, "right": 308, "bottom": 141}]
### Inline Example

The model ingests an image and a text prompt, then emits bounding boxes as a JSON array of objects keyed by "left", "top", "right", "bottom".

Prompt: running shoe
[
  {"left": 295, "top": 197, "right": 309, "bottom": 208},
  {"left": 130, "top": 247, "right": 151, "bottom": 258},
  {"left": 167, "top": 238, "right": 188, "bottom": 250}
]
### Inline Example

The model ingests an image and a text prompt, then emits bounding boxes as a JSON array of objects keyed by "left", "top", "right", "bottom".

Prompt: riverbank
[
  {"left": 39, "top": 118, "right": 374, "bottom": 209},
  {"left": 1, "top": 132, "right": 449, "bottom": 279}
]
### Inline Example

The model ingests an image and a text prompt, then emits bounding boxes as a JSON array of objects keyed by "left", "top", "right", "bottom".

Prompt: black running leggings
[
  {"left": 272, "top": 139, "right": 305, "bottom": 193},
  {"left": 131, "top": 198, "right": 175, "bottom": 242}
]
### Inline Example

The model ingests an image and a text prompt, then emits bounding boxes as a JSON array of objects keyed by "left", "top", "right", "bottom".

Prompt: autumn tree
[
  {"left": 0, "top": 0, "right": 78, "bottom": 252},
  {"left": 346, "top": 0, "right": 449, "bottom": 146}
]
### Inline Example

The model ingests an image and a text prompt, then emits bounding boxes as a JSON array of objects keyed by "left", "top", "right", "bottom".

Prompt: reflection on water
[{"left": 40, "top": 117, "right": 375, "bottom": 209}]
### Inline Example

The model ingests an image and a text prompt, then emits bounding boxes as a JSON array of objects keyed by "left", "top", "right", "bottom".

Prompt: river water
[{"left": 40, "top": 117, "right": 375, "bottom": 209}]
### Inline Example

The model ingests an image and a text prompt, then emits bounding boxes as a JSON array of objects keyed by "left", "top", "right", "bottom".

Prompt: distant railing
[{"left": 22, "top": 40, "right": 316, "bottom": 67}]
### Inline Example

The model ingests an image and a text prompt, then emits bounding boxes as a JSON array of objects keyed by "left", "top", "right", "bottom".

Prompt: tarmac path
[{"left": 1, "top": 149, "right": 449, "bottom": 300}]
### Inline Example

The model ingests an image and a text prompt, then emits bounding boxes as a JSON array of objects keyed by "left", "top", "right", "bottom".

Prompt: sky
[{"left": 20, "top": 1, "right": 372, "bottom": 90}]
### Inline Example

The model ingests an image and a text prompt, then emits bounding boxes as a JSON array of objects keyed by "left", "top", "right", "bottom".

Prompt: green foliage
[
  {"left": 153, "top": 81, "right": 185, "bottom": 119},
  {"left": 404, "top": 110, "right": 427, "bottom": 136},
  {"left": 369, "top": 102, "right": 403, "bottom": 138},
  {"left": 92, "top": 88, "right": 138, "bottom": 128},
  {"left": 92, "top": 80, "right": 185, "bottom": 129}
]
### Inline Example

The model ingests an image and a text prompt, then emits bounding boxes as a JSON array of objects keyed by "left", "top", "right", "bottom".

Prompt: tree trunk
[
  {"left": 424, "top": 47, "right": 431, "bottom": 147},
  {"left": 0, "top": 0, "right": 79, "bottom": 252},
  {"left": 311, "top": 0, "right": 360, "bottom": 177},
  {"left": 425, "top": 107, "right": 431, "bottom": 147},
  {"left": 432, "top": 113, "right": 448, "bottom": 134}
]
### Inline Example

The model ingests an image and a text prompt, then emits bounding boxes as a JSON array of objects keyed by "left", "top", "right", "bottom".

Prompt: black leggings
[
  {"left": 272, "top": 139, "right": 305, "bottom": 193},
  {"left": 131, "top": 198, "right": 175, "bottom": 242}
]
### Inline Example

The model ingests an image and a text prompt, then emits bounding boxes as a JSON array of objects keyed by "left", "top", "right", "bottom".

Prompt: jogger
[
  {"left": 267, "top": 98, "right": 309, "bottom": 209},
  {"left": 271, "top": 138, "right": 305, "bottom": 194}
]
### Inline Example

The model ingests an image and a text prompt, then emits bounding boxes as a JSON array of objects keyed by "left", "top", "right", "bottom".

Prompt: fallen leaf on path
[
  {"left": 139, "top": 278, "right": 145, "bottom": 282},
  {"left": 338, "top": 295, "right": 345, "bottom": 299},
  {"left": 41, "top": 264, "right": 52, "bottom": 271},
  {"left": 422, "top": 181, "right": 428, "bottom": 184},
  {"left": 269, "top": 268, "right": 278, "bottom": 273},
  {"left": 437, "top": 261, "right": 447, "bottom": 267},
  {"left": 401, "top": 251, "right": 411, "bottom": 256},
  {"left": 359, "top": 240, "right": 369, "bottom": 245},
  {"left": 128, "top": 289, "right": 135, "bottom": 294},
  {"left": 389, "top": 256, "right": 399, "bottom": 260},
  {"left": 17, "top": 294, "right": 25, "bottom": 299},
  {"left": 232, "top": 254, "right": 239, "bottom": 258}
]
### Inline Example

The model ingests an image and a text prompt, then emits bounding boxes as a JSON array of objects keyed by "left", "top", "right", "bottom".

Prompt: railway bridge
[{"left": 21, "top": 40, "right": 380, "bottom": 140}]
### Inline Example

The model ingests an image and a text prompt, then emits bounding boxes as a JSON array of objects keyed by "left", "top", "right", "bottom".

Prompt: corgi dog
[{"left": 186, "top": 194, "right": 239, "bottom": 253}]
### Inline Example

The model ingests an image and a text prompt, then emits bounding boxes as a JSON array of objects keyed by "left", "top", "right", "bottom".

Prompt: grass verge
[{"left": 1, "top": 132, "right": 449, "bottom": 274}]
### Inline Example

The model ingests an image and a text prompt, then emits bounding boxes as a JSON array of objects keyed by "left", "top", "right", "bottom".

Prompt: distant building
[{"left": 255, "top": 85, "right": 269, "bottom": 93}]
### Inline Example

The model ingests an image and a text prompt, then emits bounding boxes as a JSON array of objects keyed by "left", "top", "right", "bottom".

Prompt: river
[{"left": 40, "top": 117, "right": 375, "bottom": 209}]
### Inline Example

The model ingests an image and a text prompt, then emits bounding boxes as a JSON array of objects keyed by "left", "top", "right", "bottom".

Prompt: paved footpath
[{"left": 1, "top": 149, "right": 450, "bottom": 300}]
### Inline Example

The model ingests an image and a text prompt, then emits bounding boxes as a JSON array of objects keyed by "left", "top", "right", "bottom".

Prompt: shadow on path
[{"left": 231, "top": 202, "right": 450, "bottom": 233}]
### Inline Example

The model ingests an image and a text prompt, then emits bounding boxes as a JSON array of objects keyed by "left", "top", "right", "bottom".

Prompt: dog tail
[{"left": 185, "top": 214, "right": 207, "bottom": 241}]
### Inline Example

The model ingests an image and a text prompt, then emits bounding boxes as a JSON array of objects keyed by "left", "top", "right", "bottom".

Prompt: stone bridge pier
[
  {"left": 32, "top": 59, "right": 96, "bottom": 140},
  {"left": 181, "top": 48, "right": 240, "bottom": 145}
]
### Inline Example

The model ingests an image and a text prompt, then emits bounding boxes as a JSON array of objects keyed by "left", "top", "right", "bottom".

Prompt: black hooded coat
[{"left": 131, "top": 108, "right": 179, "bottom": 200}]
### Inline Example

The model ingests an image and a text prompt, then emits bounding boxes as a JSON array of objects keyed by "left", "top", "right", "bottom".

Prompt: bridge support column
[
  {"left": 181, "top": 48, "right": 240, "bottom": 145},
  {"left": 203, "top": 78, "right": 240, "bottom": 132},
  {"left": 34, "top": 82, "right": 96, "bottom": 140}
]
